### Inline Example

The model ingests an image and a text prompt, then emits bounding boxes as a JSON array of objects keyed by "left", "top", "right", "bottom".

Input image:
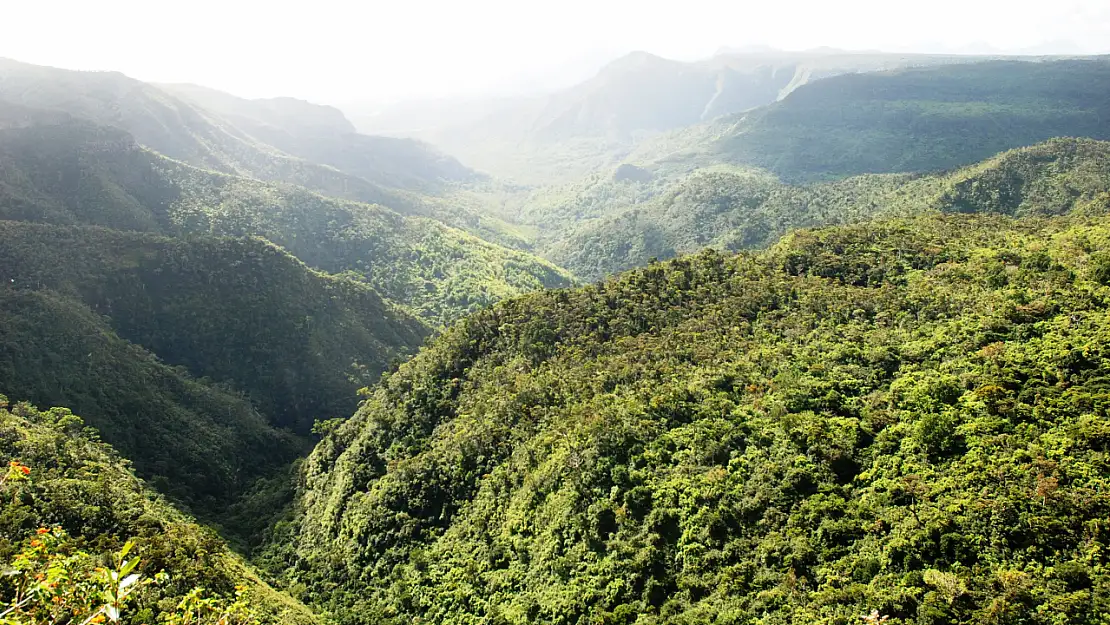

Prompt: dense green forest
[
  {"left": 641, "top": 60, "right": 1110, "bottom": 182},
  {"left": 0, "top": 222, "right": 428, "bottom": 433},
  {"left": 277, "top": 214, "right": 1110, "bottom": 624},
  {"left": 0, "top": 113, "right": 572, "bottom": 325},
  {"left": 7, "top": 48, "right": 1110, "bottom": 625},
  {"left": 0, "top": 286, "right": 305, "bottom": 511},
  {"left": 0, "top": 397, "right": 318, "bottom": 624},
  {"left": 535, "top": 138, "right": 1110, "bottom": 279}
]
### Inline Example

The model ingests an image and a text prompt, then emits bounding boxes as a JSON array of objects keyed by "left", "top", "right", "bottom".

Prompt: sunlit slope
[{"left": 285, "top": 213, "right": 1110, "bottom": 624}]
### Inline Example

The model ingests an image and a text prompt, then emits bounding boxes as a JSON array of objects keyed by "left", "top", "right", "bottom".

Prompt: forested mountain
[
  {"left": 0, "top": 397, "right": 319, "bottom": 624},
  {"left": 348, "top": 50, "right": 1051, "bottom": 183},
  {"left": 538, "top": 138, "right": 1110, "bottom": 279},
  {"left": 0, "top": 285, "right": 304, "bottom": 511},
  {"left": 0, "top": 222, "right": 428, "bottom": 434},
  {"left": 0, "top": 111, "right": 573, "bottom": 324},
  {"left": 639, "top": 59, "right": 1110, "bottom": 182},
  {"left": 160, "top": 83, "right": 480, "bottom": 193},
  {"left": 0, "top": 219, "right": 432, "bottom": 516},
  {"left": 392, "top": 59, "right": 1110, "bottom": 281},
  {"left": 276, "top": 213, "right": 1110, "bottom": 624},
  {"left": 0, "top": 58, "right": 477, "bottom": 214},
  {"left": 0, "top": 61, "right": 572, "bottom": 540},
  {"left": 7, "top": 45, "right": 1110, "bottom": 625}
]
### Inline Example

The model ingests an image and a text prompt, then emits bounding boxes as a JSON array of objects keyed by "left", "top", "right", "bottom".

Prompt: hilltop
[
  {"left": 538, "top": 138, "right": 1110, "bottom": 279},
  {"left": 644, "top": 59, "right": 1110, "bottom": 181},
  {"left": 280, "top": 213, "right": 1110, "bottom": 624}
]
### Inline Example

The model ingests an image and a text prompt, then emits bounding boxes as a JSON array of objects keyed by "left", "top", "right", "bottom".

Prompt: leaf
[
  {"left": 120, "top": 558, "right": 138, "bottom": 576},
  {"left": 118, "top": 541, "right": 134, "bottom": 560},
  {"left": 119, "top": 574, "right": 140, "bottom": 592},
  {"left": 105, "top": 605, "right": 120, "bottom": 622}
]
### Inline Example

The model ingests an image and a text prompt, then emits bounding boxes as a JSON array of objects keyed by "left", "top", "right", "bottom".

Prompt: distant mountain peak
[
  {"left": 599, "top": 50, "right": 674, "bottom": 73},
  {"left": 159, "top": 82, "right": 357, "bottom": 135}
]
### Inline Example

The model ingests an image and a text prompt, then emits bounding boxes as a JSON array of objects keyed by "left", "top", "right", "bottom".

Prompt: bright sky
[{"left": 2, "top": 0, "right": 1108, "bottom": 103}]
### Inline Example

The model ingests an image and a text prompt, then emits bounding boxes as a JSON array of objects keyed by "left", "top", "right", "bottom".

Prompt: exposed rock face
[{"left": 613, "top": 163, "right": 653, "bottom": 183}]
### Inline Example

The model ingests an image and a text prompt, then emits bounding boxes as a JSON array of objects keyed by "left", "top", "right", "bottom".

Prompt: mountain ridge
[
  {"left": 537, "top": 137, "right": 1110, "bottom": 279},
  {"left": 346, "top": 50, "right": 1093, "bottom": 183},
  {"left": 281, "top": 212, "right": 1110, "bottom": 624},
  {"left": 0, "top": 110, "right": 573, "bottom": 324},
  {"left": 0, "top": 58, "right": 475, "bottom": 211}
]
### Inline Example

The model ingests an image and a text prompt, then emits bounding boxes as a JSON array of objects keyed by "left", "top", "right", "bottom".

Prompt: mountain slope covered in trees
[
  {"left": 278, "top": 213, "right": 1110, "bottom": 625},
  {"left": 349, "top": 49, "right": 1016, "bottom": 183},
  {"left": 422, "top": 59, "right": 1110, "bottom": 279},
  {"left": 7, "top": 48, "right": 1110, "bottom": 625},
  {"left": 0, "top": 284, "right": 305, "bottom": 510},
  {"left": 0, "top": 221, "right": 429, "bottom": 515},
  {"left": 0, "top": 222, "right": 428, "bottom": 434},
  {"left": 0, "top": 58, "right": 474, "bottom": 207},
  {"left": 0, "top": 112, "right": 573, "bottom": 324},
  {"left": 0, "top": 397, "right": 320, "bottom": 624},
  {"left": 637, "top": 60, "right": 1110, "bottom": 182},
  {"left": 539, "top": 138, "right": 1110, "bottom": 279},
  {"left": 160, "top": 83, "right": 480, "bottom": 193}
]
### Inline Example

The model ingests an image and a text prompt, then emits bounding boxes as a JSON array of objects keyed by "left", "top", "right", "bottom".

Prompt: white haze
[{"left": 1, "top": 0, "right": 1108, "bottom": 103}]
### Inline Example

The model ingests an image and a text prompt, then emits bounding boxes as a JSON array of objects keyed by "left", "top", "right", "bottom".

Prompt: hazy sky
[{"left": 2, "top": 0, "right": 1108, "bottom": 103}]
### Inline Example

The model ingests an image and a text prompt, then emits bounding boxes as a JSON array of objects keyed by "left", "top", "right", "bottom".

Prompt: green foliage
[
  {"left": 10, "top": 50, "right": 1110, "bottom": 625},
  {"left": 710, "top": 60, "right": 1110, "bottom": 181},
  {"left": 0, "top": 401, "right": 319, "bottom": 625},
  {"left": 535, "top": 139, "right": 1110, "bottom": 280},
  {"left": 2, "top": 529, "right": 147, "bottom": 625},
  {"left": 0, "top": 221, "right": 428, "bottom": 434},
  {"left": 0, "top": 116, "right": 573, "bottom": 325},
  {"left": 282, "top": 214, "right": 1110, "bottom": 624},
  {"left": 0, "top": 288, "right": 305, "bottom": 512}
]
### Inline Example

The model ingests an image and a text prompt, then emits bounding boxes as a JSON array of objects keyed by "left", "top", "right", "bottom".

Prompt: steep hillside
[
  {"left": 161, "top": 83, "right": 480, "bottom": 193},
  {"left": 280, "top": 214, "right": 1110, "bottom": 624},
  {"left": 0, "top": 58, "right": 441, "bottom": 210},
  {"left": 0, "top": 114, "right": 573, "bottom": 324},
  {"left": 0, "top": 222, "right": 429, "bottom": 434},
  {"left": 0, "top": 397, "right": 320, "bottom": 624},
  {"left": 0, "top": 286, "right": 305, "bottom": 510},
  {"left": 692, "top": 60, "right": 1110, "bottom": 181},
  {"left": 537, "top": 139, "right": 1110, "bottom": 279},
  {"left": 157, "top": 83, "right": 358, "bottom": 136},
  {"left": 933, "top": 137, "right": 1110, "bottom": 217},
  {"left": 350, "top": 50, "right": 1036, "bottom": 183}
]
